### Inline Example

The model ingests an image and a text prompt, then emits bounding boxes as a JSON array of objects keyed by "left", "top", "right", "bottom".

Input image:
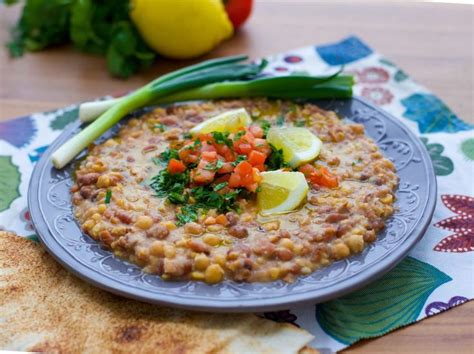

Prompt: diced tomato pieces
[
  {"left": 202, "top": 151, "right": 217, "bottom": 161},
  {"left": 234, "top": 161, "right": 253, "bottom": 175},
  {"left": 299, "top": 164, "right": 339, "bottom": 188},
  {"left": 237, "top": 143, "right": 252, "bottom": 154},
  {"left": 299, "top": 163, "right": 317, "bottom": 177},
  {"left": 192, "top": 169, "right": 215, "bottom": 185},
  {"left": 253, "top": 138, "right": 271, "bottom": 155},
  {"left": 254, "top": 164, "right": 265, "bottom": 172},
  {"left": 201, "top": 142, "right": 217, "bottom": 153},
  {"left": 249, "top": 125, "right": 264, "bottom": 138},
  {"left": 247, "top": 182, "right": 258, "bottom": 193},
  {"left": 224, "top": 150, "right": 236, "bottom": 162},
  {"left": 167, "top": 159, "right": 186, "bottom": 174},
  {"left": 228, "top": 173, "right": 241, "bottom": 188},
  {"left": 217, "top": 162, "right": 234, "bottom": 174},
  {"left": 248, "top": 150, "right": 266, "bottom": 166}
]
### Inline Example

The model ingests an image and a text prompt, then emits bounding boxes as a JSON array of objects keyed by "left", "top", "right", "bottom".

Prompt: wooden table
[{"left": 0, "top": 1, "right": 473, "bottom": 353}]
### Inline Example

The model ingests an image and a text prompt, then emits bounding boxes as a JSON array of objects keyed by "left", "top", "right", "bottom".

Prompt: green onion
[
  {"left": 51, "top": 55, "right": 263, "bottom": 168},
  {"left": 52, "top": 55, "right": 353, "bottom": 169},
  {"left": 105, "top": 189, "right": 112, "bottom": 204}
]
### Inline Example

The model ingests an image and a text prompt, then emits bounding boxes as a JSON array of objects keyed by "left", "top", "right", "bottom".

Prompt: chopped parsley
[
  {"left": 233, "top": 130, "right": 246, "bottom": 141},
  {"left": 154, "top": 148, "right": 180, "bottom": 166},
  {"left": 276, "top": 115, "right": 285, "bottom": 126},
  {"left": 231, "top": 154, "right": 247, "bottom": 167},
  {"left": 213, "top": 182, "right": 228, "bottom": 191},
  {"left": 211, "top": 131, "right": 232, "bottom": 147},
  {"left": 150, "top": 169, "right": 189, "bottom": 204},
  {"left": 266, "top": 143, "right": 289, "bottom": 170},
  {"left": 105, "top": 189, "right": 112, "bottom": 204},
  {"left": 259, "top": 120, "right": 272, "bottom": 136},
  {"left": 182, "top": 132, "right": 192, "bottom": 139},
  {"left": 191, "top": 186, "right": 242, "bottom": 213},
  {"left": 154, "top": 123, "right": 166, "bottom": 132},
  {"left": 204, "top": 159, "right": 224, "bottom": 171},
  {"left": 294, "top": 119, "right": 306, "bottom": 127},
  {"left": 176, "top": 205, "right": 199, "bottom": 226}
]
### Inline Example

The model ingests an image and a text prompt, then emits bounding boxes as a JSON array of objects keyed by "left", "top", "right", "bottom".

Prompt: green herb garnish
[
  {"left": 176, "top": 205, "right": 199, "bottom": 226},
  {"left": 154, "top": 123, "right": 166, "bottom": 132},
  {"left": 259, "top": 120, "right": 272, "bottom": 136},
  {"left": 294, "top": 120, "right": 306, "bottom": 127},
  {"left": 232, "top": 155, "right": 247, "bottom": 167},
  {"left": 211, "top": 131, "right": 232, "bottom": 147},
  {"left": 105, "top": 189, "right": 112, "bottom": 204},
  {"left": 204, "top": 160, "right": 224, "bottom": 171},
  {"left": 276, "top": 115, "right": 285, "bottom": 126},
  {"left": 154, "top": 148, "right": 180, "bottom": 166},
  {"left": 150, "top": 169, "right": 189, "bottom": 204},
  {"left": 266, "top": 144, "right": 289, "bottom": 170}
]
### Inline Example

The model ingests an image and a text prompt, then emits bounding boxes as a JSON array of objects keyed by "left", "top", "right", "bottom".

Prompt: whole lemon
[{"left": 130, "top": 0, "right": 234, "bottom": 59}]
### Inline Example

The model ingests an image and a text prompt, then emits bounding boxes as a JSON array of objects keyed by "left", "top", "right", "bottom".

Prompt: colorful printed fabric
[{"left": 0, "top": 36, "right": 472, "bottom": 352}]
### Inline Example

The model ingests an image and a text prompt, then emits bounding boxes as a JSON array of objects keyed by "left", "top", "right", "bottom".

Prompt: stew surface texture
[{"left": 72, "top": 99, "right": 398, "bottom": 283}]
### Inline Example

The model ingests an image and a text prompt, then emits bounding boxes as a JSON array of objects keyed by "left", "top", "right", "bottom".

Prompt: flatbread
[{"left": 0, "top": 231, "right": 315, "bottom": 354}]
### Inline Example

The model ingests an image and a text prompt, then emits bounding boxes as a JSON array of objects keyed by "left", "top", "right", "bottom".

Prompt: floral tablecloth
[{"left": 1, "top": 36, "right": 473, "bottom": 352}]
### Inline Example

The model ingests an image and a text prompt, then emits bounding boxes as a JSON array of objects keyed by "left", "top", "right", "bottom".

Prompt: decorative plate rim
[{"left": 28, "top": 97, "right": 437, "bottom": 312}]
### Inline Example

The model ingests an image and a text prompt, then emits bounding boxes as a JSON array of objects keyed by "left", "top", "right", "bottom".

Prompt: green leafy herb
[
  {"left": 204, "top": 160, "right": 224, "bottom": 171},
  {"left": 211, "top": 131, "right": 232, "bottom": 147},
  {"left": 266, "top": 144, "right": 289, "bottom": 170},
  {"left": 191, "top": 186, "right": 241, "bottom": 213},
  {"left": 182, "top": 132, "right": 192, "bottom": 139},
  {"left": 231, "top": 155, "right": 247, "bottom": 167},
  {"left": 6, "top": 0, "right": 156, "bottom": 78},
  {"left": 294, "top": 120, "right": 306, "bottom": 127},
  {"left": 259, "top": 120, "right": 272, "bottom": 136},
  {"left": 150, "top": 169, "right": 189, "bottom": 204},
  {"left": 154, "top": 123, "right": 166, "bottom": 132},
  {"left": 276, "top": 115, "right": 285, "bottom": 126},
  {"left": 213, "top": 182, "right": 228, "bottom": 191},
  {"left": 176, "top": 205, "right": 199, "bottom": 226},
  {"left": 105, "top": 189, "right": 112, "bottom": 204},
  {"left": 154, "top": 148, "right": 180, "bottom": 166}
]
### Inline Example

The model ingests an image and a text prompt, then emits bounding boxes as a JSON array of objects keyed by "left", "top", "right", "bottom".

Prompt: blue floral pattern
[
  {"left": 316, "top": 36, "right": 373, "bottom": 65},
  {"left": 401, "top": 94, "right": 473, "bottom": 133}
]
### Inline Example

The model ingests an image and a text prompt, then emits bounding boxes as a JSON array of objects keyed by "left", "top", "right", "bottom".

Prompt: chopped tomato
[
  {"left": 234, "top": 161, "right": 253, "bottom": 175},
  {"left": 167, "top": 159, "right": 186, "bottom": 174},
  {"left": 201, "top": 142, "right": 217, "bottom": 153},
  {"left": 299, "top": 164, "right": 339, "bottom": 188},
  {"left": 191, "top": 169, "right": 215, "bottom": 185},
  {"left": 249, "top": 125, "right": 264, "bottom": 138},
  {"left": 228, "top": 172, "right": 241, "bottom": 188},
  {"left": 235, "top": 142, "right": 252, "bottom": 155},
  {"left": 217, "top": 162, "right": 234, "bottom": 174},
  {"left": 253, "top": 138, "right": 271, "bottom": 155},
  {"left": 202, "top": 151, "right": 217, "bottom": 161},
  {"left": 248, "top": 150, "right": 266, "bottom": 166}
]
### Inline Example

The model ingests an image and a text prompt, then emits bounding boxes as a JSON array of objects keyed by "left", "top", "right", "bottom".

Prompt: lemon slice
[
  {"left": 190, "top": 108, "right": 252, "bottom": 135},
  {"left": 257, "top": 171, "right": 309, "bottom": 215},
  {"left": 267, "top": 127, "right": 322, "bottom": 168}
]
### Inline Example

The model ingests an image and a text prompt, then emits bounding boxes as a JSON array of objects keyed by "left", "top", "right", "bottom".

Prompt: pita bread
[{"left": 0, "top": 231, "right": 316, "bottom": 354}]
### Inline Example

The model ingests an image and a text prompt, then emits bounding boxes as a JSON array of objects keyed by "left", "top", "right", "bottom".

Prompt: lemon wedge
[
  {"left": 190, "top": 108, "right": 252, "bottom": 136},
  {"left": 257, "top": 171, "right": 309, "bottom": 215},
  {"left": 267, "top": 127, "right": 322, "bottom": 168}
]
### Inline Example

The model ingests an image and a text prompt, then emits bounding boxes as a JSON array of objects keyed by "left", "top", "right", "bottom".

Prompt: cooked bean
[
  {"left": 228, "top": 225, "right": 248, "bottom": 238},
  {"left": 332, "top": 243, "right": 350, "bottom": 260},
  {"left": 225, "top": 212, "right": 239, "bottom": 226},
  {"left": 188, "top": 240, "right": 210, "bottom": 254},
  {"left": 325, "top": 213, "right": 348, "bottom": 223},
  {"left": 275, "top": 248, "right": 294, "bottom": 261},
  {"left": 77, "top": 173, "right": 100, "bottom": 186},
  {"left": 184, "top": 222, "right": 203, "bottom": 235},
  {"left": 135, "top": 215, "right": 153, "bottom": 230},
  {"left": 79, "top": 186, "right": 93, "bottom": 199},
  {"left": 115, "top": 210, "right": 133, "bottom": 224},
  {"left": 146, "top": 225, "right": 169, "bottom": 239}
]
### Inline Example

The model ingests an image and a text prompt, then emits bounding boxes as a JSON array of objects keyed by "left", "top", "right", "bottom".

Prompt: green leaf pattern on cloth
[
  {"left": 316, "top": 257, "right": 452, "bottom": 344},
  {"left": 421, "top": 137, "right": 454, "bottom": 176},
  {"left": 49, "top": 107, "right": 79, "bottom": 131},
  {"left": 460, "top": 138, "right": 474, "bottom": 161},
  {"left": 0, "top": 156, "right": 21, "bottom": 212}
]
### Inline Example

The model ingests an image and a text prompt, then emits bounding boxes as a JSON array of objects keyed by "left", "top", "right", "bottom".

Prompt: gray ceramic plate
[{"left": 28, "top": 97, "right": 436, "bottom": 312}]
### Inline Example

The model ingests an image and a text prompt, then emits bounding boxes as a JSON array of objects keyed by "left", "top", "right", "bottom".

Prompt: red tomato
[
  {"left": 167, "top": 159, "right": 186, "bottom": 174},
  {"left": 224, "top": 0, "right": 253, "bottom": 29},
  {"left": 248, "top": 150, "right": 266, "bottom": 166}
]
